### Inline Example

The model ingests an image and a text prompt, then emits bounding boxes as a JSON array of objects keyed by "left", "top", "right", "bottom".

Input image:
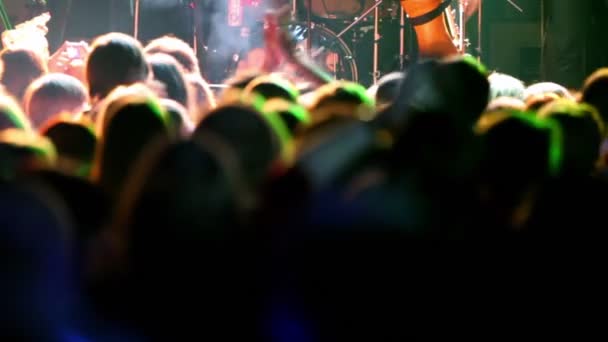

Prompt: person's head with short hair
[
  {"left": 525, "top": 92, "right": 561, "bottom": 112},
  {"left": 144, "top": 35, "right": 200, "bottom": 76},
  {"left": 524, "top": 82, "right": 574, "bottom": 102},
  {"left": 147, "top": 53, "right": 190, "bottom": 110},
  {"left": 263, "top": 99, "right": 311, "bottom": 137},
  {"left": 0, "top": 95, "right": 31, "bottom": 131},
  {"left": 309, "top": 81, "right": 376, "bottom": 124},
  {"left": 86, "top": 33, "right": 149, "bottom": 102},
  {"left": 581, "top": 68, "right": 608, "bottom": 128},
  {"left": 243, "top": 73, "right": 300, "bottom": 103},
  {"left": 0, "top": 48, "right": 48, "bottom": 102},
  {"left": 487, "top": 96, "right": 526, "bottom": 112},
  {"left": 389, "top": 56, "right": 490, "bottom": 131},
  {"left": 23, "top": 73, "right": 88, "bottom": 129},
  {"left": 488, "top": 72, "right": 526, "bottom": 101},
  {"left": 537, "top": 99, "right": 604, "bottom": 175},
  {"left": 40, "top": 115, "right": 97, "bottom": 177}
]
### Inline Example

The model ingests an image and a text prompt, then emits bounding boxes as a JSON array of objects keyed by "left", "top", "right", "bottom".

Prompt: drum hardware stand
[
  {"left": 306, "top": 0, "right": 313, "bottom": 54},
  {"left": 133, "top": 0, "right": 140, "bottom": 40},
  {"left": 398, "top": 5, "right": 408, "bottom": 71},
  {"left": 372, "top": 0, "right": 381, "bottom": 84},
  {"left": 459, "top": 1, "right": 466, "bottom": 54},
  {"left": 309, "top": 1, "right": 384, "bottom": 82},
  {"left": 476, "top": 0, "right": 482, "bottom": 61}
]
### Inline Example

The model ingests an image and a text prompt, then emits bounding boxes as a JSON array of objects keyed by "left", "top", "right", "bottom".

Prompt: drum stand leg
[
  {"left": 373, "top": 1, "right": 381, "bottom": 84},
  {"left": 133, "top": 0, "right": 140, "bottom": 40},
  {"left": 476, "top": 0, "right": 483, "bottom": 61},
  {"left": 399, "top": 6, "right": 407, "bottom": 71},
  {"left": 459, "top": 1, "right": 466, "bottom": 54}
]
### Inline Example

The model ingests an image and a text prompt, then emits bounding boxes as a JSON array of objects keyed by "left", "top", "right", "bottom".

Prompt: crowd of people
[{"left": 1, "top": 8, "right": 608, "bottom": 341}]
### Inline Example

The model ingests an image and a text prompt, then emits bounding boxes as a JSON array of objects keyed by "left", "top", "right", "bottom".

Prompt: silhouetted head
[
  {"left": 389, "top": 56, "right": 490, "bottom": 132},
  {"left": 94, "top": 86, "right": 172, "bottom": 197},
  {"left": 144, "top": 35, "right": 200, "bottom": 75},
  {"left": 524, "top": 82, "right": 574, "bottom": 102},
  {"left": 581, "top": 68, "right": 608, "bottom": 128},
  {"left": 40, "top": 116, "right": 97, "bottom": 177},
  {"left": 243, "top": 73, "right": 300, "bottom": 103},
  {"left": 147, "top": 53, "right": 190, "bottom": 109},
  {"left": 0, "top": 129, "right": 56, "bottom": 182},
  {"left": 86, "top": 33, "right": 149, "bottom": 102},
  {"left": 0, "top": 95, "right": 31, "bottom": 131},
  {"left": 537, "top": 99, "right": 604, "bottom": 175},
  {"left": 309, "top": 81, "right": 376, "bottom": 124},
  {"left": 194, "top": 104, "right": 280, "bottom": 187}
]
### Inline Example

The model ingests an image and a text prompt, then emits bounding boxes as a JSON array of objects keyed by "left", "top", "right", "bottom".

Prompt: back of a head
[
  {"left": 0, "top": 129, "right": 56, "bottom": 182},
  {"left": 487, "top": 96, "right": 526, "bottom": 112},
  {"left": 537, "top": 100, "right": 603, "bottom": 175},
  {"left": 488, "top": 72, "right": 526, "bottom": 101},
  {"left": 525, "top": 92, "right": 561, "bottom": 112},
  {"left": 219, "top": 71, "right": 264, "bottom": 105},
  {"left": 86, "top": 33, "right": 149, "bottom": 101},
  {"left": 147, "top": 53, "right": 190, "bottom": 109},
  {"left": 524, "top": 82, "right": 574, "bottom": 102},
  {"left": 194, "top": 105, "right": 280, "bottom": 187},
  {"left": 392, "top": 56, "right": 490, "bottom": 129},
  {"left": 309, "top": 81, "right": 376, "bottom": 123},
  {"left": 94, "top": 92, "right": 171, "bottom": 197},
  {"left": 433, "top": 55, "right": 491, "bottom": 124},
  {"left": 369, "top": 71, "right": 405, "bottom": 110},
  {"left": 144, "top": 35, "right": 200, "bottom": 75},
  {"left": 0, "top": 48, "right": 48, "bottom": 101},
  {"left": 0, "top": 95, "right": 31, "bottom": 131},
  {"left": 582, "top": 68, "right": 608, "bottom": 126},
  {"left": 41, "top": 117, "right": 97, "bottom": 177},
  {"left": 476, "top": 111, "right": 563, "bottom": 187},
  {"left": 23, "top": 73, "right": 88, "bottom": 128},
  {"left": 263, "top": 99, "right": 311, "bottom": 137},
  {"left": 243, "top": 74, "right": 300, "bottom": 103},
  {"left": 160, "top": 98, "right": 194, "bottom": 137}
]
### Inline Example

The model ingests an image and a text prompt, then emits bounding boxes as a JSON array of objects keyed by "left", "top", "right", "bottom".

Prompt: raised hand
[{"left": 48, "top": 41, "right": 90, "bottom": 83}]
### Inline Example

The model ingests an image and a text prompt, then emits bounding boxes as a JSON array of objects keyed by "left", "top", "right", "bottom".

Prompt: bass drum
[{"left": 234, "top": 22, "right": 358, "bottom": 83}]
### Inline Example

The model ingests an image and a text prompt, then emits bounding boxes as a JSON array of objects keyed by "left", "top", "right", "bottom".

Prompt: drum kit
[{"left": 203, "top": 0, "right": 483, "bottom": 86}]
